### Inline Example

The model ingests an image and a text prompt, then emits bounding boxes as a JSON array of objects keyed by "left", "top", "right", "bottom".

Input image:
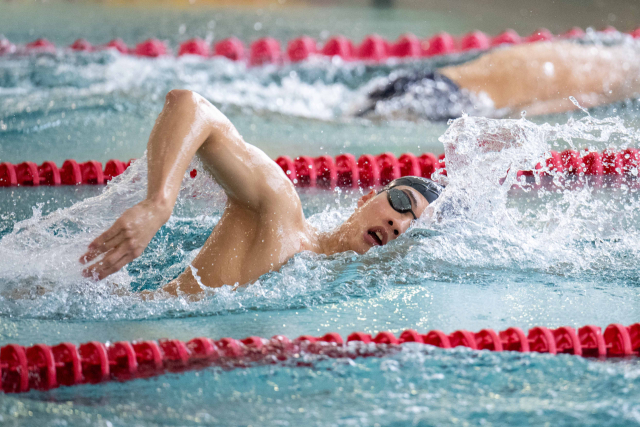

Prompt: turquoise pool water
[{"left": 2, "top": 2, "right": 640, "bottom": 426}]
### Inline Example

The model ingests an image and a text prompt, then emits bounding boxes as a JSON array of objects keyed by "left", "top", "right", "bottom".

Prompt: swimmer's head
[{"left": 341, "top": 176, "right": 444, "bottom": 254}]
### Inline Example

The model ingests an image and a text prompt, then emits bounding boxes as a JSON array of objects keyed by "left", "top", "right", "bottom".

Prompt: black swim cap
[{"left": 381, "top": 176, "right": 444, "bottom": 204}]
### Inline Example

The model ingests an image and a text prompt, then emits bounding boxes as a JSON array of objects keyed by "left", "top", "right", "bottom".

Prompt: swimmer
[
  {"left": 358, "top": 40, "right": 640, "bottom": 121},
  {"left": 79, "top": 90, "right": 443, "bottom": 297}
]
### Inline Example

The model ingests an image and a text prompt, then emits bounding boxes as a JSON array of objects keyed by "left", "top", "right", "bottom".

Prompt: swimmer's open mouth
[
  {"left": 365, "top": 227, "right": 387, "bottom": 246},
  {"left": 369, "top": 231, "right": 382, "bottom": 245}
]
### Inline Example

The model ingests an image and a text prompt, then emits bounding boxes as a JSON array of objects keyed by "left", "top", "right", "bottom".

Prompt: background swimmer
[
  {"left": 359, "top": 40, "right": 640, "bottom": 121},
  {"left": 79, "top": 90, "right": 441, "bottom": 297}
]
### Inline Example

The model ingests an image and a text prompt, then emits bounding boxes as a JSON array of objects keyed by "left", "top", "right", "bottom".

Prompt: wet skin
[
  {"left": 80, "top": 90, "right": 429, "bottom": 297},
  {"left": 440, "top": 41, "right": 640, "bottom": 116}
]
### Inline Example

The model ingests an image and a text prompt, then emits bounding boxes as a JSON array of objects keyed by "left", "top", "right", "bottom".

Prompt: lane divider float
[
  {"left": 1, "top": 322, "right": 638, "bottom": 394},
  {"left": 1, "top": 149, "right": 638, "bottom": 189},
  {"left": 1, "top": 26, "right": 638, "bottom": 66}
]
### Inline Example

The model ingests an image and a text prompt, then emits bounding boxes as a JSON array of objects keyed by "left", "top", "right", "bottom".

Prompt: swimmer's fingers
[
  {"left": 82, "top": 244, "right": 131, "bottom": 280},
  {"left": 80, "top": 229, "right": 124, "bottom": 264}
]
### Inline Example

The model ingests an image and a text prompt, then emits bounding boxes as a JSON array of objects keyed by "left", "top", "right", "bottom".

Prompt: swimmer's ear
[{"left": 357, "top": 190, "right": 376, "bottom": 207}]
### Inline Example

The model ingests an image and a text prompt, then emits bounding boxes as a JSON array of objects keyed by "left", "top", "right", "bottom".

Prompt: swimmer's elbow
[
  {"left": 165, "top": 89, "right": 197, "bottom": 105},
  {"left": 166, "top": 89, "right": 228, "bottom": 131},
  {"left": 164, "top": 89, "right": 211, "bottom": 117}
]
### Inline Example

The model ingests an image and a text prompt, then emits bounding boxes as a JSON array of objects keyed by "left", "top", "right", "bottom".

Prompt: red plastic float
[
  {"left": 398, "top": 329, "right": 423, "bottom": 343},
  {"left": 423, "top": 32, "right": 456, "bottom": 56},
  {"left": 358, "top": 34, "right": 389, "bottom": 61},
  {"left": 423, "top": 330, "right": 452, "bottom": 348},
  {"left": 449, "top": 330, "right": 478, "bottom": 349},
  {"left": 26, "top": 344, "right": 57, "bottom": 391},
  {"left": 603, "top": 150, "right": 623, "bottom": 176},
  {"left": 293, "top": 155, "right": 316, "bottom": 187},
  {"left": 475, "top": 329, "right": 503, "bottom": 351},
  {"left": 80, "top": 160, "right": 104, "bottom": 185},
  {"left": 335, "top": 153, "right": 359, "bottom": 188},
  {"left": 78, "top": 341, "right": 110, "bottom": 383},
  {"left": 60, "top": 160, "right": 83, "bottom": 185},
  {"left": 320, "top": 332, "right": 344, "bottom": 345},
  {"left": 376, "top": 152, "right": 401, "bottom": 186},
  {"left": 357, "top": 154, "right": 380, "bottom": 188},
  {"left": 38, "top": 161, "right": 61, "bottom": 185},
  {"left": 287, "top": 36, "right": 317, "bottom": 62},
  {"left": 135, "top": 39, "right": 167, "bottom": 57},
  {"left": 545, "top": 151, "right": 563, "bottom": 172},
  {"left": 499, "top": 327, "right": 530, "bottom": 352},
  {"left": 25, "top": 38, "right": 56, "bottom": 53},
  {"left": 6, "top": 26, "right": 636, "bottom": 65},
  {"left": 391, "top": 34, "right": 422, "bottom": 58},
  {"left": 51, "top": 343, "right": 83, "bottom": 386},
  {"left": 1, "top": 322, "right": 639, "bottom": 394},
  {"left": 578, "top": 326, "right": 607, "bottom": 358},
  {"left": 132, "top": 341, "right": 163, "bottom": 376},
  {"left": 622, "top": 148, "right": 640, "bottom": 175},
  {"left": 321, "top": 36, "right": 354, "bottom": 60},
  {"left": 373, "top": 332, "right": 399, "bottom": 345},
  {"left": 276, "top": 156, "right": 295, "bottom": 179},
  {"left": 553, "top": 327, "right": 582, "bottom": 356},
  {"left": 1, "top": 344, "right": 29, "bottom": 393},
  {"left": 0, "top": 162, "right": 18, "bottom": 187},
  {"left": 4, "top": 149, "right": 640, "bottom": 190},
  {"left": 104, "top": 159, "right": 126, "bottom": 182},
  {"left": 526, "top": 28, "right": 554, "bottom": 42},
  {"left": 561, "top": 150, "right": 586, "bottom": 175},
  {"left": 104, "top": 38, "right": 129, "bottom": 54},
  {"left": 491, "top": 29, "right": 522, "bottom": 46},
  {"left": 217, "top": 337, "right": 244, "bottom": 358},
  {"left": 583, "top": 151, "right": 603, "bottom": 175},
  {"left": 604, "top": 324, "right": 633, "bottom": 356},
  {"left": 561, "top": 27, "right": 586, "bottom": 39},
  {"left": 600, "top": 26, "right": 619, "bottom": 34},
  {"left": 15, "top": 162, "right": 39, "bottom": 186},
  {"left": 348, "top": 332, "right": 372, "bottom": 344},
  {"left": 249, "top": 37, "right": 282, "bottom": 66},
  {"left": 528, "top": 326, "right": 557, "bottom": 354},
  {"left": 314, "top": 155, "right": 337, "bottom": 189},
  {"left": 461, "top": 31, "right": 491, "bottom": 51},
  {"left": 398, "top": 153, "right": 421, "bottom": 177},
  {"left": 214, "top": 37, "right": 245, "bottom": 61},
  {"left": 178, "top": 38, "right": 210, "bottom": 57},
  {"left": 70, "top": 39, "right": 93, "bottom": 52}
]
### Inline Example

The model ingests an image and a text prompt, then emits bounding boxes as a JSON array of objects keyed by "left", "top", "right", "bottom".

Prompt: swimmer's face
[{"left": 345, "top": 185, "right": 429, "bottom": 254}]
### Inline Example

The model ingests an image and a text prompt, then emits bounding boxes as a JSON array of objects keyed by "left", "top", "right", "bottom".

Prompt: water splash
[{"left": 0, "top": 113, "right": 639, "bottom": 321}]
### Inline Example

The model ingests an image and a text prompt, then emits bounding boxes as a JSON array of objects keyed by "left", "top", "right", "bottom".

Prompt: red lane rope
[
  {"left": 1, "top": 322, "right": 638, "bottom": 394},
  {"left": 1, "top": 26, "right": 638, "bottom": 64},
  {"left": 1, "top": 149, "right": 639, "bottom": 189}
]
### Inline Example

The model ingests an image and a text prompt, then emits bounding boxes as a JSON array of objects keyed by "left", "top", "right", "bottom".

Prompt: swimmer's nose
[{"left": 387, "top": 218, "right": 411, "bottom": 238}]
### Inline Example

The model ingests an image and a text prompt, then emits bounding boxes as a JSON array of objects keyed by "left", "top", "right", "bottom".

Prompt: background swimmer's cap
[{"left": 381, "top": 176, "right": 444, "bottom": 204}]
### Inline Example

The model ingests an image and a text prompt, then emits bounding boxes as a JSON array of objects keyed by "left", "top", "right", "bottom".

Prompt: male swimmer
[
  {"left": 79, "top": 90, "right": 443, "bottom": 297},
  {"left": 359, "top": 40, "right": 640, "bottom": 121}
]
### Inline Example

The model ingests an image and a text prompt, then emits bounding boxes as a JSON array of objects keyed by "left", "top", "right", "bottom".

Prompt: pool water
[{"left": 2, "top": 2, "right": 640, "bottom": 426}]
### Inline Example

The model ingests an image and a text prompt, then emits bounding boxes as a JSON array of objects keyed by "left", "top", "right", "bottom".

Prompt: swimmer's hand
[{"left": 80, "top": 199, "right": 170, "bottom": 280}]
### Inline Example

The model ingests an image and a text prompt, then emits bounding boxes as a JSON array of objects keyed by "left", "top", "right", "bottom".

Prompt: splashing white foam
[{"left": 1, "top": 114, "right": 640, "bottom": 320}]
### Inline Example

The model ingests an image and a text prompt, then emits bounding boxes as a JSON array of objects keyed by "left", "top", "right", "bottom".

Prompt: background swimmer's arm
[
  {"left": 440, "top": 41, "right": 640, "bottom": 115},
  {"left": 80, "top": 89, "right": 292, "bottom": 280}
]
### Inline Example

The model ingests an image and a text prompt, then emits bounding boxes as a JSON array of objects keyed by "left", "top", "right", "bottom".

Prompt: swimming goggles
[{"left": 385, "top": 188, "right": 417, "bottom": 220}]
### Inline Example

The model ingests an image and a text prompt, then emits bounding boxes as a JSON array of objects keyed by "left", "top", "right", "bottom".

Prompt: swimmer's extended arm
[
  {"left": 80, "top": 89, "right": 289, "bottom": 280},
  {"left": 440, "top": 41, "right": 640, "bottom": 115}
]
